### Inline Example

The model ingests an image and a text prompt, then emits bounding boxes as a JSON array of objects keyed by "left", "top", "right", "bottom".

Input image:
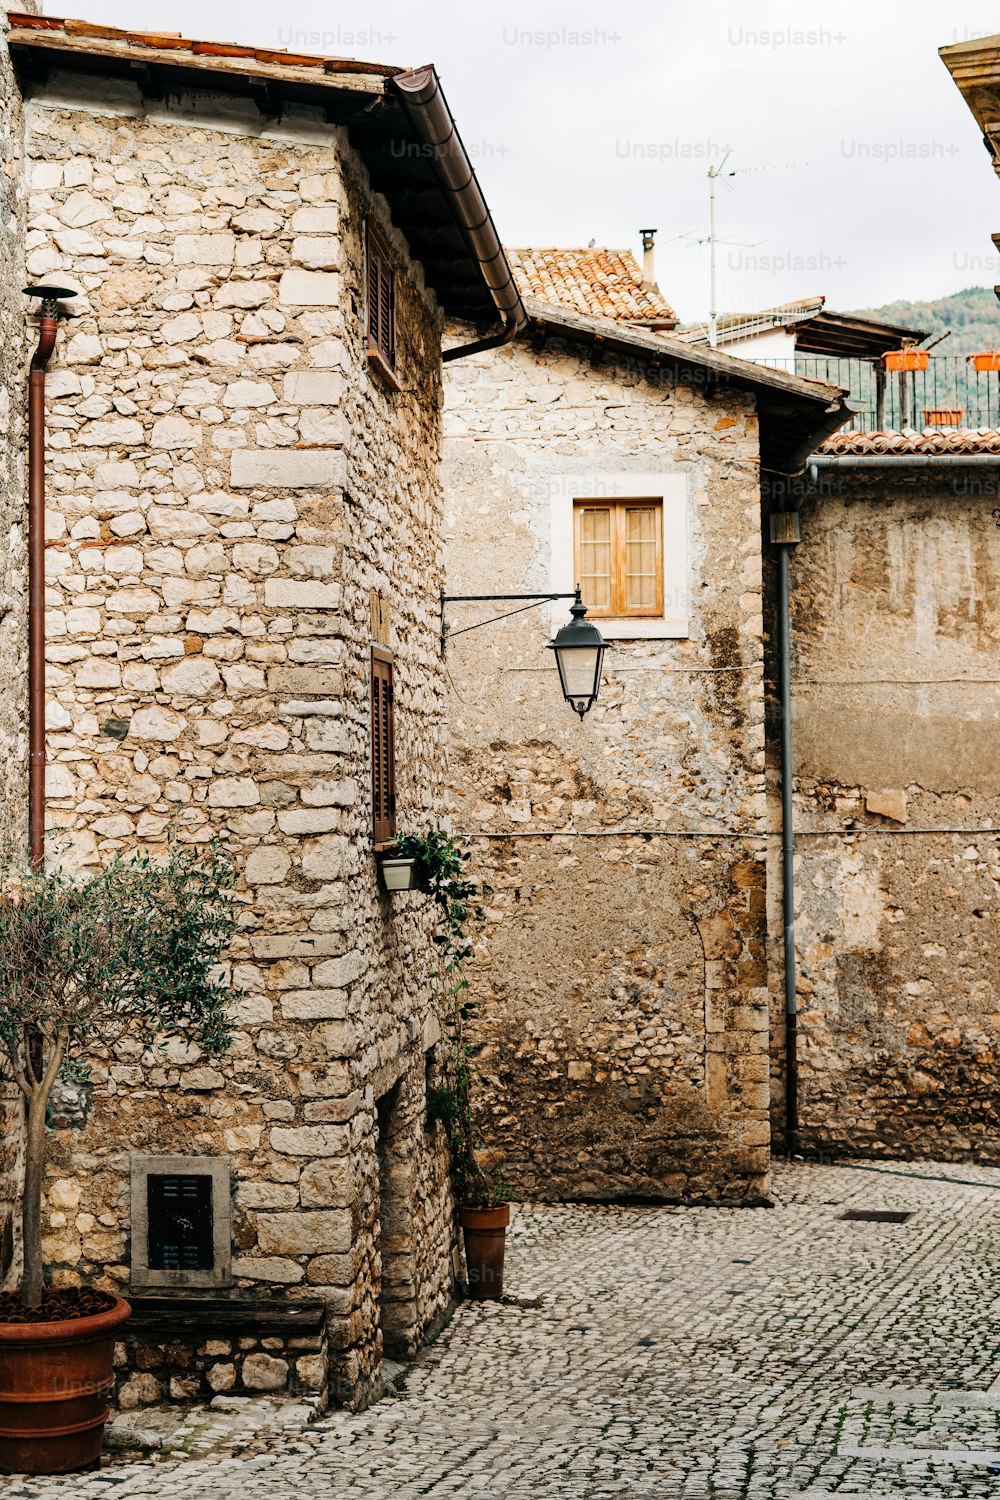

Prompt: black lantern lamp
[
  {"left": 440, "top": 584, "right": 607, "bottom": 719},
  {"left": 548, "top": 588, "right": 606, "bottom": 719}
]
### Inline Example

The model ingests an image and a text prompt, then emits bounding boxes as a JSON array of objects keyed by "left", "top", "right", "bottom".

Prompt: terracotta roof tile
[
  {"left": 819, "top": 428, "right": 1000, "bottom": 455},
  {"left": 5, "top": 11, "right": 400, "bottom": 77},
  {"left": 505, "top": 247, "right": 677, "bottom": 329}
]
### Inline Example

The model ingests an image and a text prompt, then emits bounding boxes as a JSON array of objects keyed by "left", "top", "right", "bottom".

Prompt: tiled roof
[
  {"left": 5, "top": 11, "right": 399, "bottom": 78},
  {"left": 819, "top": 428, "right": 1000, "bottom": 455},
  {"left": 505, "top": 248, "right": 677, "bottom": 329}
]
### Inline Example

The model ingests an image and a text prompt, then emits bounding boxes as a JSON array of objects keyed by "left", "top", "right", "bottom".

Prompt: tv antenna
[{"left": 673, "top": 153, "right": 809, "bottom": 347}]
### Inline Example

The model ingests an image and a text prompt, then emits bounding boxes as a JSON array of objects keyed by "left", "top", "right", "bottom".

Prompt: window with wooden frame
[
  {"left": 573, "top": 499, "right": 664, "bottom": 618},
  {"left": 371, "top": 648, "right": 396, "bottom": 848},
  {"left": 367, "top": 229, "right": 396, "bottom": 379}
]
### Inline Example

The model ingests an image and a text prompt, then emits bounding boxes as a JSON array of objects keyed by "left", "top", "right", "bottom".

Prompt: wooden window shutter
[
  {"left": 367, "top": 230, "right": 396, "bottom": 370},
  {"left": 368, "top": 240, "right": 382, "bottom": 359},
  {"left": 371, "top": 650, "right": 396, "bottom": 846}
]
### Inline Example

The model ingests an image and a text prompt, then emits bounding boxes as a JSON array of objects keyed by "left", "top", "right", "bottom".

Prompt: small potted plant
[
  {"left": 401, "top": 831, "right": 511, "bottom": 1299},
  {"left": 0, "top": 839, "right": 235, "bottom": 1476},
  {"left": 884, "top": 347, "right": 929, "bottom": 372},
  {"left": 376, "top": 846, "right": 419, "bottom": 892}
]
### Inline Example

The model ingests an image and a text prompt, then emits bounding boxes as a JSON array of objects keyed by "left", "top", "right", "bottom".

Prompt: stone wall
[
  {"left": 767, "top": 470, "right": 1000, "bottom": 1161},
  {"left": 13, "top": 72, "right": 456, "bottom": 1406},
  {"left": 0, "top": 1, "right": 30, "bottom": 1288},
  {"left": 443, "top": 331, "right": 771, "bottom": 1204}
]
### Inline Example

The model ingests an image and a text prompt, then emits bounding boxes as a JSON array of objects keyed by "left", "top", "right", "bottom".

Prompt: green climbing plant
[{"left": 393, "top": 831, "right": 506, "bottom": 1209}]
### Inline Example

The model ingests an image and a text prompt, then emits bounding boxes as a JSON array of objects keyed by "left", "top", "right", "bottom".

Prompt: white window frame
[{"left": 547, "top": 472, "right": 689, "bottom": 639}]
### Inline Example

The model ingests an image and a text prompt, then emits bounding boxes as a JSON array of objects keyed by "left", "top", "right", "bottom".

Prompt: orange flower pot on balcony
[
  {"left": 924, "top": 408, "right": 965, "bottom": 427},
  {"left": 971, "top": 351, "right": 1000, "bottom": 372},
  {"left": 884, "top": 349, "right": 928, "bottom": 372}
]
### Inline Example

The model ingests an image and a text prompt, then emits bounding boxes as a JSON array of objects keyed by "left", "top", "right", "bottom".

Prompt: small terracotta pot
[
  {"left": 972, "top": 351, "right": 1000, "bottom": 372},
  {"left": 459, "top": 1204, "right": 510, "bottom": 1301},
  {"left": 0, "top": 1294, "right": 132, "bottom": 1475}
]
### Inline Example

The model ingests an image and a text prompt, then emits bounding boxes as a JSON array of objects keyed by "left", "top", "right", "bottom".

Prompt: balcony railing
[{"left": 759, "top": 356, "right": 1000, "bottom": 433}]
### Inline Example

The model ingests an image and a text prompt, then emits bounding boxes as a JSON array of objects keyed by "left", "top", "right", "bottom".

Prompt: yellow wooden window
[{"left": 574, "top": 500, "right": 663, "bottom": 617}]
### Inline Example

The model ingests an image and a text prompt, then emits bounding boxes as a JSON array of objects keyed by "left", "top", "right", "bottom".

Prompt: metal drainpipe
[
  {"left": 770, "top": 507, "right": 801, "bottom": 1157},
  {"left": 24, "top": 285, "right": 76, "bottom": 868},
  {"left": 810, "top": 452, "right": 1000, "bottom": 471}
]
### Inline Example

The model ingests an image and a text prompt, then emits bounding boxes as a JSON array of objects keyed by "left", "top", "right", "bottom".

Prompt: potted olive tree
[
  {"left": 0, "top": 840, "right": 235, "bottom": 1476},
  {"left": 396, "top": 832, "right": 510, "bottom": 1300}
]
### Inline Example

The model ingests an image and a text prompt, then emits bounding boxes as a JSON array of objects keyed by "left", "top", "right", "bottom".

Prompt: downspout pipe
[
  {"left": 770, "top": 509, "right": 801, "bottom": 1157},
  {"left": 391, "top": 66, "right": 528, "bottom": 362},
  {"left": 24, "top": 285, "right": 76, "bottom": 869}
]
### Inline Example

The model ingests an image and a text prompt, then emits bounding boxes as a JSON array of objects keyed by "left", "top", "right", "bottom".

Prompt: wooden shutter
[
  {"left": 371, "top": 650, "right": 396, "bottom": 847},
  {"left": 367, "top": 230, "right": 396, "bottom": 371},
  {"left": 368, "top": 239, "right": 382, "bottom": 359}
]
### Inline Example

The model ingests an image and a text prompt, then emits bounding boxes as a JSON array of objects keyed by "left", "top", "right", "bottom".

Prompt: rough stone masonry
[
  {"left": 0, "top": 13, "right": 459, "bottom": 1411},
  {"left": 443, "top": 325, "right": 771, "bottom": 1204}
]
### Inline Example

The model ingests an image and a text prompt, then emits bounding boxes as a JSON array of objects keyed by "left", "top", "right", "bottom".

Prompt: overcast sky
[{"left": 42, "top": 0, "right": 1000, "bottom": 323}]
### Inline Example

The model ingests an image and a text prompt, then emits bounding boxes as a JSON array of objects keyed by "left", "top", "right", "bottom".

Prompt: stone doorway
[{"left": 376, "top": 1078, "right": 419, "bottom": 1359}]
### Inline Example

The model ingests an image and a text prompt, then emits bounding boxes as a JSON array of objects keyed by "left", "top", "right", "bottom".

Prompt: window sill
[
  {"left": 367, "top": 346, "right": 401, "bottom": 392},
  {"left": 551, "top": 617, "right": 689, "bottom": 641}
]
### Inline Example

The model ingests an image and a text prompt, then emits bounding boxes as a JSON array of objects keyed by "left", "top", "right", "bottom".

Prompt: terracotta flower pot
[
  {"left": 459, "top": 1204, "right": 510, "bottom": 1301},
  {"left": 971, "top": 351, "right": 1000, "bottom": 372},
  {"left": 884, "top": 349, "right": 928, "bottom": 372},
  {"left": 0, "top": 1294, "right": 131, "bottom": 1475}
]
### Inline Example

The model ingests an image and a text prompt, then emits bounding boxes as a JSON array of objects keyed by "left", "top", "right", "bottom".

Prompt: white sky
[{"left": 38, "top": 0, "right": 1000, "bottom": 323}]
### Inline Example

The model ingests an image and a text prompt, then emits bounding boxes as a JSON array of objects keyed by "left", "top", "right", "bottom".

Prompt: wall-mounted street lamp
[{"left": 439, "top": 587, "right": 607, "bottom": 719}]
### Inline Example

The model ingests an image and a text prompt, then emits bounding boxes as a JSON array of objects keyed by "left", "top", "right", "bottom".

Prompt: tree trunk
[{"left": 21, "top": 1090, "right": 47, "bottom": 1309}]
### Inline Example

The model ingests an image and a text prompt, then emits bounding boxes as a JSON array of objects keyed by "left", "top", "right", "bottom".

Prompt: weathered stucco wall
[
  {"left": 768, "top": 472, "right": 1000, "bottom": 1161},
  {"left": 443, "top": 331, "right": 771, "bottom": 1204},
  {"left": 0, "top": 0, "right": 30, "bottom": 1291},
  {"left": 11, "top": 73, "right": 454, "bottom": 1407}
]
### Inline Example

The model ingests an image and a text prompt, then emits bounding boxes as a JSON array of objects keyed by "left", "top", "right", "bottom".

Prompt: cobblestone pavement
[{"left": 13, "top": 1160, "right": 1000, "bottom": 1498}]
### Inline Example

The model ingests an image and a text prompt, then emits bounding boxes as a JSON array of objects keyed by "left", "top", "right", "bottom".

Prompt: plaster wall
[{"left": 767, "top": 471, "right": 1000, "bottom": 1161}]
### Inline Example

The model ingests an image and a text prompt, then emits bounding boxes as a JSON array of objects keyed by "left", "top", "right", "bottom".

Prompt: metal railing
[{"left": 760, "top": 356, "right": 1000, "bottom": 433}]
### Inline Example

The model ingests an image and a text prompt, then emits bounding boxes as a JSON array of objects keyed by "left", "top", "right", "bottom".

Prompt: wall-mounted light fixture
[{"left": 440, "top": 586, "right": 606, "bottom": 719}]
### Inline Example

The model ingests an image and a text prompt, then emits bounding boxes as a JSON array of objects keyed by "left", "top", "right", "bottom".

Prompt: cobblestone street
[{"left": 14, "top": 1160, "right": 1000, "bottom": 1499}]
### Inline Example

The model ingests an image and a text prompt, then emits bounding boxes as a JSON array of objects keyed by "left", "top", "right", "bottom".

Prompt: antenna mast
[{"left": 707, "top": 151, "right": 732, "bottom": 349}]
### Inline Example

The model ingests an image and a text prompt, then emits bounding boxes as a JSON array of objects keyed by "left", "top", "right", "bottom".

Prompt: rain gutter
[{"left": 392, "top": 66, "right": 527, "bottom": 361}]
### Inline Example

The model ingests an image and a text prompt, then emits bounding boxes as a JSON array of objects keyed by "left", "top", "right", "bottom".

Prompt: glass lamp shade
[{"left": 548, "top": 592, "right": 606, "bottom": 718}]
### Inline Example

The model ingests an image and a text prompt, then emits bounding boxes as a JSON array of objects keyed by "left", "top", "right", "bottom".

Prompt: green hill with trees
[{"left": 851, "top": 286, "right": 1000, "bottom": 355}]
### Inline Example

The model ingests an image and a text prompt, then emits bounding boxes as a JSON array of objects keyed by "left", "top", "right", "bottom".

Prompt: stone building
[
  {"left": 764, "top": 431, "right": 1000, "bottom": 1162},
  {"left": 0, "top": 9, "right": 526, "bottom": 1409},
  {"left": 761, "top": 32, "right": 1000, "bottom": 1165},
  {"left": 442, "top": 263, "right": 853, "bottom": 1204}
]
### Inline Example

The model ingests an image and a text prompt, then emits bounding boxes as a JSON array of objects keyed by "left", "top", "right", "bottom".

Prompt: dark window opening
[{"left": 147, "top": 1173, "right": 214, "bottom": 1272}]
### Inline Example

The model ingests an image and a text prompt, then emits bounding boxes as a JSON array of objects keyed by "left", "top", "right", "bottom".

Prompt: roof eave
[
  {"left": 519, "top": 298, "right": 853, "bottom": 474},
  {"left": 6, "top": 18, "right": 523, "bottom": 331}
]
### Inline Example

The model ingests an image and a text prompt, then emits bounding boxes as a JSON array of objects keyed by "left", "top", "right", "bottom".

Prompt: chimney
[{"left": 640, "top": 228, "right": 657, "bottom": 289}]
